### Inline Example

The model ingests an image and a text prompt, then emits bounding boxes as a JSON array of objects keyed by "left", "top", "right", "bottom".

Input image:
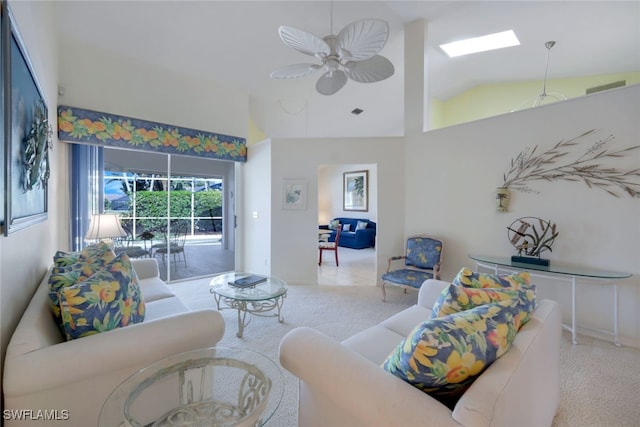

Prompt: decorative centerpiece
[{"left": 507, "top": 217, "right": 558, "bottom": 266}]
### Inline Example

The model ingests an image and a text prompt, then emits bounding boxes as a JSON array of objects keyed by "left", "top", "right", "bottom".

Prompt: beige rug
[{"left": 169, "top": 278, "right": 640, "bottom": 427}]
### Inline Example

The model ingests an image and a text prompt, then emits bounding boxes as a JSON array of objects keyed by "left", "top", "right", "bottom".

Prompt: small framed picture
[
  {"left": 343, "top": 170, "right": 368, "bottom": 211},
  {"left": 282, "top": 179, "right": 307, "bottom": 210}
]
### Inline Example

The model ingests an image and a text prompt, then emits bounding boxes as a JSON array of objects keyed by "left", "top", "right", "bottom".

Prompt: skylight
[{"left": 440, "top": 30, "right": 520, "bottom": 58}]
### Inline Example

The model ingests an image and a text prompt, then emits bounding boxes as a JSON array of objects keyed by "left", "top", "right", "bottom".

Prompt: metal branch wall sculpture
[{"left": 502, "top": 129, "right": 640, "bottom": 198}]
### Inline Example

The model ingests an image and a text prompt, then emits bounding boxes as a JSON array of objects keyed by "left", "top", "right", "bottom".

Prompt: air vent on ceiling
[{"left": 586, "top": 80, "right": 626, "bottom": 94}]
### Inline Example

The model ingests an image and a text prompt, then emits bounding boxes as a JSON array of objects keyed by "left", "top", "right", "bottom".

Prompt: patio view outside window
[{"left": 103, "top": 170, "right": 227, "bottom": 281}]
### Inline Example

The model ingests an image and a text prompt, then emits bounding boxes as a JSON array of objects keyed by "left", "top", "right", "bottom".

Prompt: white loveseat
[
  {"left": 280, "top": 279, "right": 562, "bottom": 427},
  {"left": 3, "top": 258, "right": 224, "bottom": 427}
]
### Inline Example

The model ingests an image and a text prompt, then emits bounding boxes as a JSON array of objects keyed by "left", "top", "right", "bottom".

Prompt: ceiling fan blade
[
  {"left": 278, "top": 26, "right": 330, "bottom": 58},
  {"left": 337, "top": 19, "right": 389, "bottom": 62},
  {"left": 316, "top": 70, "right": 348, "bottom": 95},
  {"left": 270, "top": 63, "right": 321, "bottom": 79},
  {"left": 344, "top": 55, "right": 395, "bottom": 83}
]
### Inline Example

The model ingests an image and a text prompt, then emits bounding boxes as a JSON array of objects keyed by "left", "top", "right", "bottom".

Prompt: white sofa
[
  {"left": 280, "top": 279, "right": 562, "bottom": 427},
  {"left": 3, "top": 258, "right": 225, "bottom": 427}
]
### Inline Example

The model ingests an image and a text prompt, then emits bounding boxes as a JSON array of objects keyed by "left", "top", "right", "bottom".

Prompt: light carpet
[{"left": 169, "top": 277, "right": 640, "bottom": 427}]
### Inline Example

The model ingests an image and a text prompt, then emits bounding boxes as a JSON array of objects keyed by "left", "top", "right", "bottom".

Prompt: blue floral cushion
[
  {"left": 58, "top": 253, "right": 145, "bottom": 340},
  {"left": 382, "top": 300, "right": 520, "bottom": 408},
  {"left": 431, "top": 283, "right": 536, "bottom": 328},
  {"left": 53, "top": 250, "right": 82, "bottom": 268},
  {"left": 381, "top": 269, "right": 435, "bottom": 289},
  {"left": 453, "top": 267, "right": 531, "bottom": 289},
  {"left": 52, "top": 241, "right": 113, "bottom": 268},
  {"left": 48, "top": 243, "right": 116, "bottom": 327},
  {"left": 406, "top": 237, "right": 442, "bottom": 269}
]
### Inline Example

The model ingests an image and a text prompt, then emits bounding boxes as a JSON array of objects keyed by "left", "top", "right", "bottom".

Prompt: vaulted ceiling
[{"left": 53, "top": 1, "right": 640, "bottom": 138}]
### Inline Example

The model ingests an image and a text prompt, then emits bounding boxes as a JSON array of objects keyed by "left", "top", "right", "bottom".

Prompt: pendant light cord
[{"left": 540, "top": 41, "right": 555, "bottom": 98}]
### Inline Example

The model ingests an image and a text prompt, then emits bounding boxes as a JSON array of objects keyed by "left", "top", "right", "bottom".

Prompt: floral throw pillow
[
  {"left": 58, "top": 253, "right": 145, "bottom": 340},
  {"left": 431, "top": 283, "right": 536, "bottom": 328},
  {"left": 328, "top": 219, "right": 340, "bottom": 230},
  {"left": 48, "top": 243, "right": 117, "bottom": 327},
  {"left": 382, "top": 300, "right": 520, "bottom": 408},
  {"left": 53, "top": 250, "right": 82, "bottom": 268},
  {"left": 52, "top": 241, "right": 113, "bottom": 268},
  {"left": 453, "top": 267, "right": 531, "bottom": 289}
]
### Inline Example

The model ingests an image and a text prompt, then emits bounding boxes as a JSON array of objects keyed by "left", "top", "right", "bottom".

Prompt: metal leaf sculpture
[
  {"left": 502, "top": 129, "right": 640, "bottom": 197},
  {"left": 507, "top": 217, "right": 559, "bottom": 258}
]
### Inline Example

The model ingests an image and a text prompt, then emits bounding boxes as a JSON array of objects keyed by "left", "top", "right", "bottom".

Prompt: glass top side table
[
  {"left": 469, "top": 254, "right": 632, "bottom": 346},
  {"left": 99, "top": 347, "right": 284, "bottom": 427},
  {"left": 210, "top": 273, "right": 287, "bottom": 338}
]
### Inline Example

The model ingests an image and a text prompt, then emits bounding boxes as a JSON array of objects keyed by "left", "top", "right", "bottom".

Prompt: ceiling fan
[{"left": 270, "top": 7, "right": 394, "bottom": 96}]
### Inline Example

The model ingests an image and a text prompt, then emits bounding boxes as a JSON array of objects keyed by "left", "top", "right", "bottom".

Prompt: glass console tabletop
[
  {"left": 99, "top": 347, "right": 284, "bottom": 427},
  {"left": 469, "top": 254, "right": 632, "bottom": 279},
  {"left": 468, "top": 254, "right": 632, "bottom": 346}
]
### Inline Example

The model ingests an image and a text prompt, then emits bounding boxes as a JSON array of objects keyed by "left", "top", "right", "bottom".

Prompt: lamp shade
[{"left": 85, "top": 214, "right": 127, "bottom": 240}]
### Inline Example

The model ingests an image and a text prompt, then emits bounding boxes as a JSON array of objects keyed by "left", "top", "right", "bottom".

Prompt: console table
[{"left": 469, "top": 254, "right": 632, "bottom": 346}]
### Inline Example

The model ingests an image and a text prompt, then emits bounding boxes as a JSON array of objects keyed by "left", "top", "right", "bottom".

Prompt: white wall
[
  {"left": 265, "top": 138, "right": 404, "bottom": 285},
  {"left": 58, "top": 36, "right": 249, "bottom": 140},
  {"left": 317, "top": 163, "right": 378, "bottom": 224},
  {"left": 406, "top": 85, "right": 640, "bottom": 347},
  {"left": 240, "top": 140, "right": 272, "bottom": 274},
  {"left": 0, "top": 0, "right": 64, "bottom": 399}
]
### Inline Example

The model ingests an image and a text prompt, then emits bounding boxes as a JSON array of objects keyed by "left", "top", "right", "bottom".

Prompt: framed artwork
[
  {"left": 0, "top": 2, "right": 5, "bottom": 232},
  {"left": 4, "top": 7, "right": 50, "bottom": 235},
  {"left": 343, "top": 170, "right": 368, "bottom": 212},
  {"left": 282, "top": 178, "right": 307, "bottom": 210}
]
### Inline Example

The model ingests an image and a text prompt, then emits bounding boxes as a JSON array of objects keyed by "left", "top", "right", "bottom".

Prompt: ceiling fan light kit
[{"left": 271, "top": 17, "right": 395, "bottom": 95}]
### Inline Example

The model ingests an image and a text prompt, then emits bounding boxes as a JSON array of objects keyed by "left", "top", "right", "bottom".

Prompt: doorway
[{"left": 317, "top": 163, "right": 377, "bottom": 286}]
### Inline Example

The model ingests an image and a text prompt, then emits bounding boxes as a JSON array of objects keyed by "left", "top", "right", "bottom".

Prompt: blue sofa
[{"left": 320, "top": 217, "right": 376, "bottom": 249}]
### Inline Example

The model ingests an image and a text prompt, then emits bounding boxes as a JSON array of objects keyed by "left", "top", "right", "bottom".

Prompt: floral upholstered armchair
[{"left": 381, "top": 235, "right": 443, "bottom": 301}]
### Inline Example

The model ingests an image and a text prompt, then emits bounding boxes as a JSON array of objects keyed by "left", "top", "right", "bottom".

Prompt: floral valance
[{"left": 57, "top": 105, "right": 247, "bottom": 162}]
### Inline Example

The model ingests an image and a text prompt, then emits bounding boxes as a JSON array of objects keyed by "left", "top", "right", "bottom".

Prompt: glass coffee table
[
  {"left": 210, "top": 272, "right": 287, "bottom": 338},
  {"left": 99, "top": 347, "right": 284, "bottom": 427}
]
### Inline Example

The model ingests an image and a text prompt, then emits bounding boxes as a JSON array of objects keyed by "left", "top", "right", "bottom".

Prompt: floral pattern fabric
[
  {"left": 381, "top": 269, "right": 435, "bottom": 289},
  {"left": 58, "top": 253, "right": 145, "bottom": 340},
  {"left": 453, "top": 267, "right": 531, "bottom": 289},
  {"left": 57, "top": 106, "right": 247, "bottom": 162},
  {"left": 382, "top": 300, "right": 520, "bottom": 408},
  {"left": 405, "top": 237, "right": 443, "bottom": 270},
  {"left": 431, "top": 283, "right": 536, "bottom": 328},
  {"left": 48, "top": 243, "right": 116, "bottom": 327}
]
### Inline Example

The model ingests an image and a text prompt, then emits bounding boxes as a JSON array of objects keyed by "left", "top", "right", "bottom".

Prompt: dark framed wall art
[
  {"left": 3, "top": 4, "right": 50, "bottom": 235},
  {"left": 0, "top": 2, "right": 5, "bottom": 232}
]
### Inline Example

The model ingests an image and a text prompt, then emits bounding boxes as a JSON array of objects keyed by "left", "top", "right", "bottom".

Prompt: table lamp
[{"left": 85, "top": 213, "right": 127, "bottom": 249}]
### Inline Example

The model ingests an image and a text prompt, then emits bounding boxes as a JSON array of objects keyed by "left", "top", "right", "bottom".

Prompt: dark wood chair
[{"left": 319, "top": 227, "right": 341, "bottom": 266}]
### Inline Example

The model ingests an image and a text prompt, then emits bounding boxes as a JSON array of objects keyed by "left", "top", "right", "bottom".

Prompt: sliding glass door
[{"left": 100, "top": 148, "right": 235, "bottom": 282}]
